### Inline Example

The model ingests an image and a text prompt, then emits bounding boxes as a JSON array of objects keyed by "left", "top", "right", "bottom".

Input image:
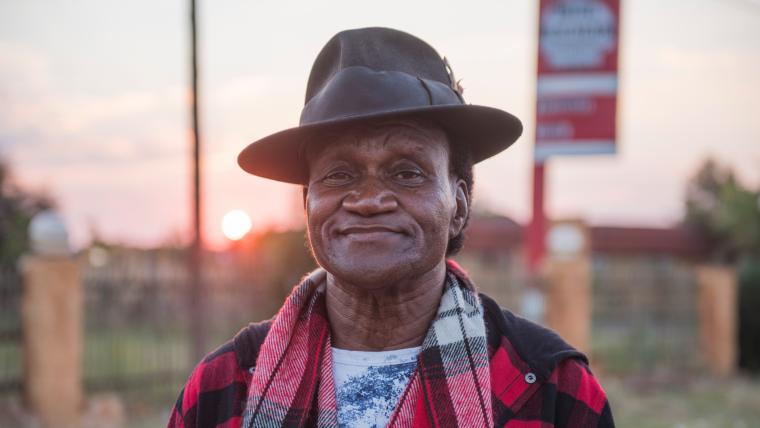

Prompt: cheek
[
  {"left": 305, "top": 192, "right": 335, "bottom": 257},
  {"left": 414, "top": 191, "right": 455, "bottom": 243},
  {"left": 305, "top": 197, "right": 323, "bottom": 239}
]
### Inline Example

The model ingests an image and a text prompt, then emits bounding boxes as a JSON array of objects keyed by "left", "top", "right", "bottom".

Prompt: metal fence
[
  {"left": 82, "top": 272, "right": 190, "bottom": 396},
  {"left": 81, "top": 256, "right": 274, "bottom": 399},
  {"left": 590, "top": 255, "right": 701, "bottom": 376}
]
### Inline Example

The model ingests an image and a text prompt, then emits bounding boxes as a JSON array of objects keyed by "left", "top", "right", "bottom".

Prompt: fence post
[
  {"left": 543, "top": 220, "right": 592, "bottom": 355},
  {"left": 20, "top": 211, "right": 82, "bottom": 428},
  {"left": 696, "top": 265, "right": 737, "bottom": 377}
]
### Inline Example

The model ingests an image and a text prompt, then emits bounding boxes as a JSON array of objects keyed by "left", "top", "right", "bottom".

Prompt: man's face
[{"left": 305, "top": 122, "right": 468, "bottom": 288}]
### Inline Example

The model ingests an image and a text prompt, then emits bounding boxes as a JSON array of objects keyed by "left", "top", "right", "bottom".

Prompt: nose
[{"left": 342, "top": 177, "right": 398, "bottom": 216}]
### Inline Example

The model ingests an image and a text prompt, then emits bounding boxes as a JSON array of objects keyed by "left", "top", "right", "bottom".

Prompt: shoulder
[
  {"left": 450, "top": 259, "right": 586, "bottom": 376},
  {"left": 479, "top": 293, "right": 615, "bottom": 427},
  {"left": 480, "top": 292, "right": 586, "bottom": 379},
  {"left": 167, "top": 320, "right": 272, "bottom": 428},
  {"left": 232, "top": 319, "right": 273, "bottom": 369}
]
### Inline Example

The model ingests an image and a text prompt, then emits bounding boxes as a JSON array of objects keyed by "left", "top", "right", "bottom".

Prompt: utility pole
[{"left": 189, "top": 0, "right": 206, "bottom": 363}]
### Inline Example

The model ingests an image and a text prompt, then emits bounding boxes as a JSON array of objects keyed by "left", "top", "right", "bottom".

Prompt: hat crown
[
  {"left": 237, "top": 27, "right": 523, "bottom": 184},
  {"left": 305, "top": 27, "right": 453, "bottom": 104}
]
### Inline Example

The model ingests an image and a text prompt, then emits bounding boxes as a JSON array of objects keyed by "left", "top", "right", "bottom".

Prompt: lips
[{"left": 338, "top": 225, "right": 405, "bottom": 235}]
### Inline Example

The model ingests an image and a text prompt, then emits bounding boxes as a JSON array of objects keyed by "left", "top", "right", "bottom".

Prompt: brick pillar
[
  {"left": 543, "top": 220, "right": 592, "bottom": 355},
  {"left": 696, "top": 265, "right": 737, "bottom": 377},
  {"left": 21, "top": 255, "right": 83, "bottom": 428}
]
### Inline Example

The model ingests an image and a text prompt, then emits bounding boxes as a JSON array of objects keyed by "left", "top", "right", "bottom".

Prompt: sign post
[{"left": 528, "top": 0, "right": 621, "bottom": 273}]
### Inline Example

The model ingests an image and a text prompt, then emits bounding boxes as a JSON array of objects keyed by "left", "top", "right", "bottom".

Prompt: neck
[{"left": 325, "top": 261, "right": 447, "bottom": 351}]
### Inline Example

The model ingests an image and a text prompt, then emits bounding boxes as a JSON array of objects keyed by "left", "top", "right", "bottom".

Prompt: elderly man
[{"left": 169, "top": 27, "right": 614, "bottom": 428}]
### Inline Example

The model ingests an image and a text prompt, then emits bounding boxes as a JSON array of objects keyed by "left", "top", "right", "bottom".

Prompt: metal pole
[
  {"left": 189, "top": 0, "right": 206, "bottom": 362},
  {"left": 521, "top": 0, "right": 549, "bottom": 323},
  {"left": 528, "top": 162, "right": 546, "bottom": 274}
]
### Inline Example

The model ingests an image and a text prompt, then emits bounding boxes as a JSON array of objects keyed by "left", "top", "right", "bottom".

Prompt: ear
[{"left": 449, "top": 178, "right": 469, "bottom": 239}]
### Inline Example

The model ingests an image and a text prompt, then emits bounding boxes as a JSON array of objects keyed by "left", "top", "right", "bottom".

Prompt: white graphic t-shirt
[{"left": 331, "top": 346, "right": 420, "bottom": 428}]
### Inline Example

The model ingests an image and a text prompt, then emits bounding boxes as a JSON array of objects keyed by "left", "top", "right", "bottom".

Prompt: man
[{"left": 169, "top": 27, "right": 614, "bottom": 428}]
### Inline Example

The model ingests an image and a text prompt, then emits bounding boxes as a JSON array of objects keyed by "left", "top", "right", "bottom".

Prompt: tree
[
  {"left": 684, "top": 158, "right": 760, "bottom": 262},
  {"left": 0, "top": 159, "right": 54, "bottom": 269}
]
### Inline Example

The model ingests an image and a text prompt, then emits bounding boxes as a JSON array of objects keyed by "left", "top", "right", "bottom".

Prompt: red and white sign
[{"left": 535, "top": 0, "right": 620, "bottom": 162}]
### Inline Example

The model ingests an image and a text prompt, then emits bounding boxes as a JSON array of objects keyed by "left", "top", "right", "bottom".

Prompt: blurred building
[{"left": 458, "top": 214, "right": 709, "bottom": 308}]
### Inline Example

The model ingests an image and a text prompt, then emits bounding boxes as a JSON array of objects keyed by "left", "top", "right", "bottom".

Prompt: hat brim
[{"left": 237, "top": 104, "right": 523, "bottom": 184}]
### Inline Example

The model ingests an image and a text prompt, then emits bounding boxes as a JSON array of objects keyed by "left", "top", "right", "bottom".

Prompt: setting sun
[{"left": 221, "top": 210, "right": 252, "bottom": 241}]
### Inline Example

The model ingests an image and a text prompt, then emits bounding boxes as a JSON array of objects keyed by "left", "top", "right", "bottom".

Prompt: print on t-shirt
[{"left": 332, "top": 347, "right": 420, "bottom": 428}]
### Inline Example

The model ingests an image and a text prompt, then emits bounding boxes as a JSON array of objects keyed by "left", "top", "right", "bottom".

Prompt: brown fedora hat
[{"left": 238, "top": 27, "right": 523, "bottom": 184}]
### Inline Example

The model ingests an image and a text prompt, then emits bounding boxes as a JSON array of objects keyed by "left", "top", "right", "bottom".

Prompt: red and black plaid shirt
[{"left": 169, "top": 293, "right": 614, "bottom": 427}]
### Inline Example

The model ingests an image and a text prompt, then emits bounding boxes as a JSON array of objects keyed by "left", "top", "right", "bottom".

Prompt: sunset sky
[{"left": 1, "top": 0, "right": 759, "bottom": 249}]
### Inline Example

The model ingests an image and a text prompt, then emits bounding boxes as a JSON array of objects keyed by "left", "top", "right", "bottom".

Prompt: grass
[{"left": 602, "top": 375, "right": 760, "bottom": 428}]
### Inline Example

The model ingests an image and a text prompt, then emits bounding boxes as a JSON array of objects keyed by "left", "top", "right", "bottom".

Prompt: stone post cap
[
  {"left": 547, "top": 220, "right": 589, "bottom": 259},
  {"left": 29, "top": 210, "right": 70, "bottom": 256}
]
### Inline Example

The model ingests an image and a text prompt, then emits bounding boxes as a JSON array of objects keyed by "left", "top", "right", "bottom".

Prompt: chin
[
  {"left": 319, "top": 251, "right": 442, "bottom": 291},
  {"left": 330, "top": 258, "right": 404, "bottom": 287}
]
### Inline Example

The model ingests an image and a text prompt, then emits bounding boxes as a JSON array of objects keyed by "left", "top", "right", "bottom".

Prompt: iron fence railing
[
  {"left": 591, "top": 255, "right": 701, "bottom": 375},
  {"left": 80, "top": 263, "right": 272, "bottom": 399}
]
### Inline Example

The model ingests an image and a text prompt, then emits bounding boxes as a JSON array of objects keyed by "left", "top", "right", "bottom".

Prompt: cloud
[{"left": 0, "top": 42, "right": 188, "bottom": 166}]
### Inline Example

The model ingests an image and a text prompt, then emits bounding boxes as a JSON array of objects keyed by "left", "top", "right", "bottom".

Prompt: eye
[
  {"left": 322, "top": 170, "right": 354, "bottom": 185},
  {"left": 396, "top": 170, "right": 420, "bottom": 179},
  {"left": 393, "top": 169, "right": 424, "bottom": 183}
]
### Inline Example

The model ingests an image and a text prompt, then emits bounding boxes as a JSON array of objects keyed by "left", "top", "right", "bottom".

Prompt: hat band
[{"left": 299, "top": 66, "right": 463, "bottom": 126}]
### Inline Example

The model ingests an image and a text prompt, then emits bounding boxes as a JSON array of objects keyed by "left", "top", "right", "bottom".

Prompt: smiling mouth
[{"left": 339, "top": 225, "right": 405, "bottom": 236}]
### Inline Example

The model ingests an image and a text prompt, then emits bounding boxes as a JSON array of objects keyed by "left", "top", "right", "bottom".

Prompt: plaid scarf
[{"left": 241, "top": 264, "right": 492, "bottom": 427}]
